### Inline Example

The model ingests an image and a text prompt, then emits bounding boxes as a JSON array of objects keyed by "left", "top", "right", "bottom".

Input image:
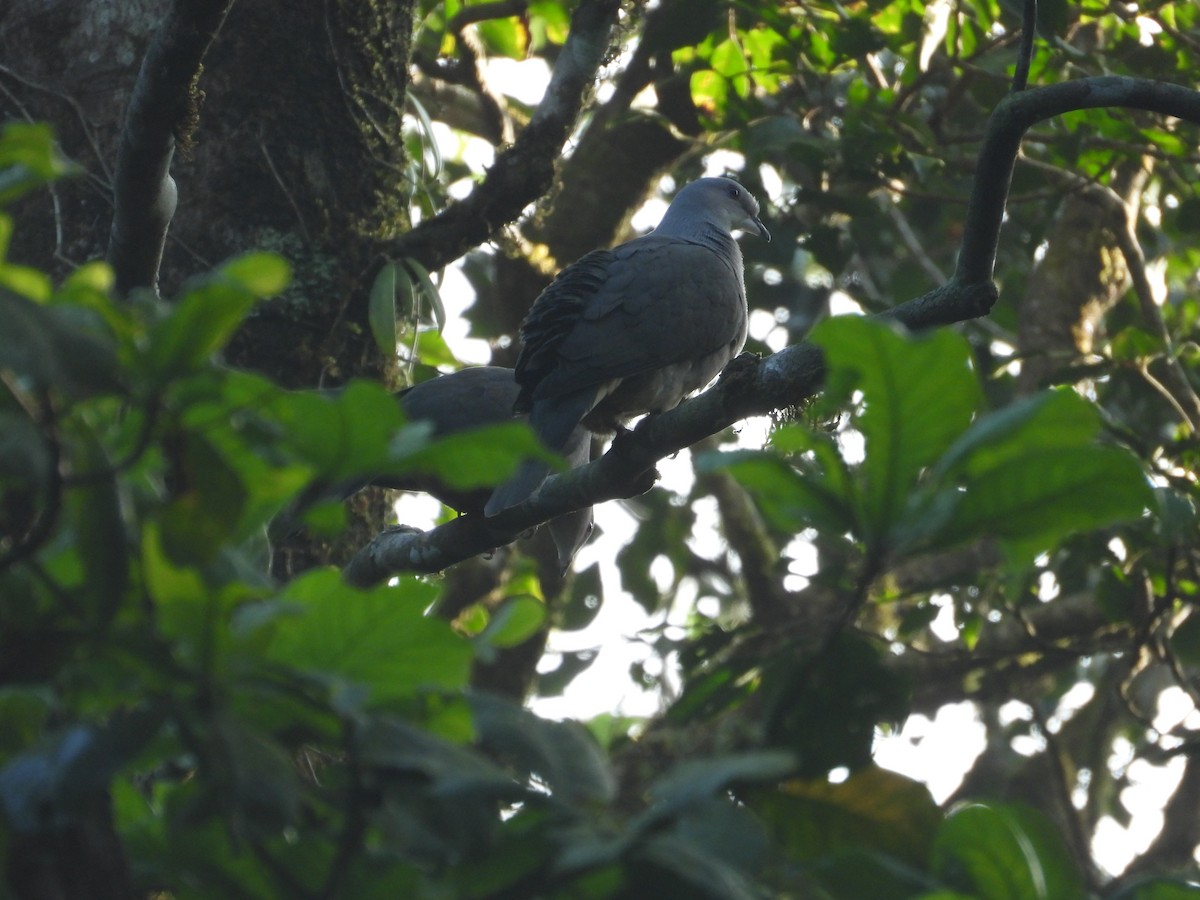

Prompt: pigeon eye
[{"left": 729, "top": 186, "right": 740, "bottom": 199}]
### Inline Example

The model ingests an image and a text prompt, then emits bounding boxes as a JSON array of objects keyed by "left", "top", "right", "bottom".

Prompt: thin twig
[
  {"left": 393, "top": 0, "right": 621, "bottom": 271},
  {"left": 259, "top": 141, "right": 312, "bottom": 245},
  {"left": 1011, "top": 0, "right": 1037, "bottom": 93},
  {"left": 1028, "top": 702, "right": 1102, "bottom": 891}
]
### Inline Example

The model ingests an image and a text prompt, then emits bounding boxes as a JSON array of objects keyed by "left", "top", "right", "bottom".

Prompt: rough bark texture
[
  {"left": 1017, "top": 166, "right": 1145, "bottom": 392},
  {"left": 3, "top": 0, "right": 421, "bottom": 576}
]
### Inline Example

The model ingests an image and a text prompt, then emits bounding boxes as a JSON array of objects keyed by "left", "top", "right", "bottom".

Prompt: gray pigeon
[
  {"left": 485, "top": 177, "right": 769, "bottom": 516},
  {"left": 389, "top": 366, "right": 594, "bottom": 573}
]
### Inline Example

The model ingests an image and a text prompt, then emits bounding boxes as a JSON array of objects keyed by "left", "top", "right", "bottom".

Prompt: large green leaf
[
  {"left": 273, "top": 380, "right": 409, "bottom": 481},
  {"left": 932, "top": 802, "right": 1086, "bottom": 900},
  {"left": 368, "top": 261, "right": 401, "bottom": 355},
  {"left": 639, "top": 751, "right": 796, "bottom": 827},
  {"left": 265, "top": 570, "right": 471, "bottom": 705},
  {"left": 0, "top": 412, "right": 51, "bottom": 494},
  {"left": 475, "top": 595, "right": 546, "bottom": 650},
  {"left": 355, "top": 716, "right": 520, "bottom": 803},
  {"left": 144, "top": 253, "right": 289, "bottom": 381},
  {"left": 811, "top": 317, "right": 981, "bottom": 546},
  {"left": 752, "top": 765, "right": 941, "bottom": 866},
  {"left": 0, "top": 290, "right": 121, "bottom": 396},
  {"left": 632, "top": 830, "right": 762, "bottom": 900},
  {"left": 936, "top": 445, "right": 1153, "bottom": 560},
  {"left": 760, "top": 635, "right": 910, "bottom": 777},
  {"left": 0, "top": 122, "right": 82, "bottom": 204},
  {"left": 695, "top": 447, "right": 856, "bottom": 535},
  {"left": 468, "top": 693, "right": 615, "bottom": 807},
  {"left": 391, "top": 422, "right": 550, "bottom": 490},
  {"left": 66, "top": 423, "right": 129, "bottom": 623},
  {"left": 932, "top": 390, "right": 1101, "bottom": 479},
  {"left": 157, "top": 430, "right": 247, "bottom": 567}
]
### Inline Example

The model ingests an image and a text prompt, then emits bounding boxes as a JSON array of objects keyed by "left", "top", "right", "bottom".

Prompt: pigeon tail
[
  {"left": 549, "top": 508, "right": 594, "bottom": 575},
  {"left": 485, "top": 387, "right": 596, "bottom": 516}
]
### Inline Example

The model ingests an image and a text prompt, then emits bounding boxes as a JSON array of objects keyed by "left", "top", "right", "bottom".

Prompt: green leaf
[
  {"left": 476, "top": 595, "right": 546, "bottom": 649},
  {"left": 0, "top": 122, "right": 82, "bottom": 204},
  {"left": 67, "top": 424, "right": 129, "bottom": 623},
  {"left": 266, "top": 569, "right": 471, "bottom": 705},
  {"left": 690, "top": 69, "right": 729, "bottom": 115},
  {"left": 830, "top": 17, "right": 886, "bottom": 58},
  {"left": 641, "top": 751, "right": 795, "bottom": 826},
  {"left": 1112, "top": 879, "right": 1200, "bottom": 900},
  {"left": 1154, "top": 486, "right": 1198, "bottom": 544},
  {"left": 752, "top": 766, "right": 941, "bottom": 865},
  {"left": 0, "top": 688, "right": 52, "bottom": 756},
  {"left": 158, "top": 430, "right": 248, "bottom": 566},
  {"left": 0, "top": 413, "right": 51, "bottom": 494},
  {"left": 369, "top": 261, "right": 400, "bottom": 355},
  {"left": 410, "top": 327, "right": 460, "bottom": 367},
  {"left": 142, "top": 523, "right": 240, "bottom": 671},
  {"left": 142, "top": 522, "right": 209, "bottom": 609},
  {"left": 475, "top": 16, "right": 525, "bottom": 58},
  {"left": 143, "top": 252, "right": 287, "bottom": 381},
  {"left": 761, "top": 635, "right": 910, "bottom": 777},
  {"left": 696, "top": 445, "right": 856, "bottom": 535},
  {"left": 355, "top": 716, "right": 519, "bottom": 802},
  {"left": 0, "top": 261, "right": 52, "bottom": 301},
  {"left": 277, "top": 381, "right": 409, "bottom": 482},
  {"left": 932, "top": 390, "right": 1100, "bottom": 480},
  {"left": 710, "top": 38, "right": 751, "bottom": 98},
  {"left": 405, "top": 257, "right": 446, "bottom": 333},
  {"left": 0, "top": 290, "right": 121, "bottom": 396},
  {"left": 937, "top": 446, "right": 1152, "bottom": 561},
  {"left": 405, "top": 93, "right": 443, "bottom": 179},
  {"left": 932, "top": 802, "right": 1086, "bottom": 900},
  {"left": 145, "top": 277, "right": 257, "bottom": 381},
  {"left": 391, "top": 422, "right": 551, "bottom": 490},
  {"left": 1169, "top": 611, "right": 1200, "bottom": 667},
  {"left": 206, "top": 714, "right": 303, "bottom": 834},
  {"left": 469, "top": 693, "right": 615, "bottom": 807},
  {"left": 219, "top": 252, "right": 290, "bottom": 297},
  {"left": 811, "top": 317, "right": 981, "bottom": 546},
  {"left": 634, "top": 831, "right": 761, "bottom": 900},
  {"left": 528, "top": 0, "right": 571, "bottom": 46}
]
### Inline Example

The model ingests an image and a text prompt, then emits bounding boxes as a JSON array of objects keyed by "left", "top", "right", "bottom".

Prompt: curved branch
[
  {"left": 345, "top": 76, "right": 1200, "bottom": 584},
  {"left": 957, "top": 77, "right": 1200, "bottom": 286},
  {"left": 1010, "top": 0, "right": 1037, "bottom": 94},
  {"left": 106, "top": 0, "right": 233, "bottom": 297},
  {"left": 393, "top": 0, "right": 620, "bottom": 272}
]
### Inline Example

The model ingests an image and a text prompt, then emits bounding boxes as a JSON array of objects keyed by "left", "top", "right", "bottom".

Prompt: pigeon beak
[{"left": 740, "top": 215, "right": 771, "bottom": 242}]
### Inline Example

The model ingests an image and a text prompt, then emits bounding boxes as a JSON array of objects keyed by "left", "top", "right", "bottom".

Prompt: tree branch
[
  {"left": 345, "top": 76, "right": 1200, "bottom": 584},
  {"left": 957, "top": 77, "right": 1200, "bottom": 286},
  {"left": 393, "top": 0, "right": 620, "bottom": 272},
  {"left": 1020, "top": 157, "right": 1200, "bottom": 428},
  {"left": 106, "top": 0, "right": 233, "bottom": 297}
]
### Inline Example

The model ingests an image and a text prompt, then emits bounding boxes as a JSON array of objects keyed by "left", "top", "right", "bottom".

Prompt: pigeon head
[{"left": 657, "top": 177, "right": 771, "bottom": 242}]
